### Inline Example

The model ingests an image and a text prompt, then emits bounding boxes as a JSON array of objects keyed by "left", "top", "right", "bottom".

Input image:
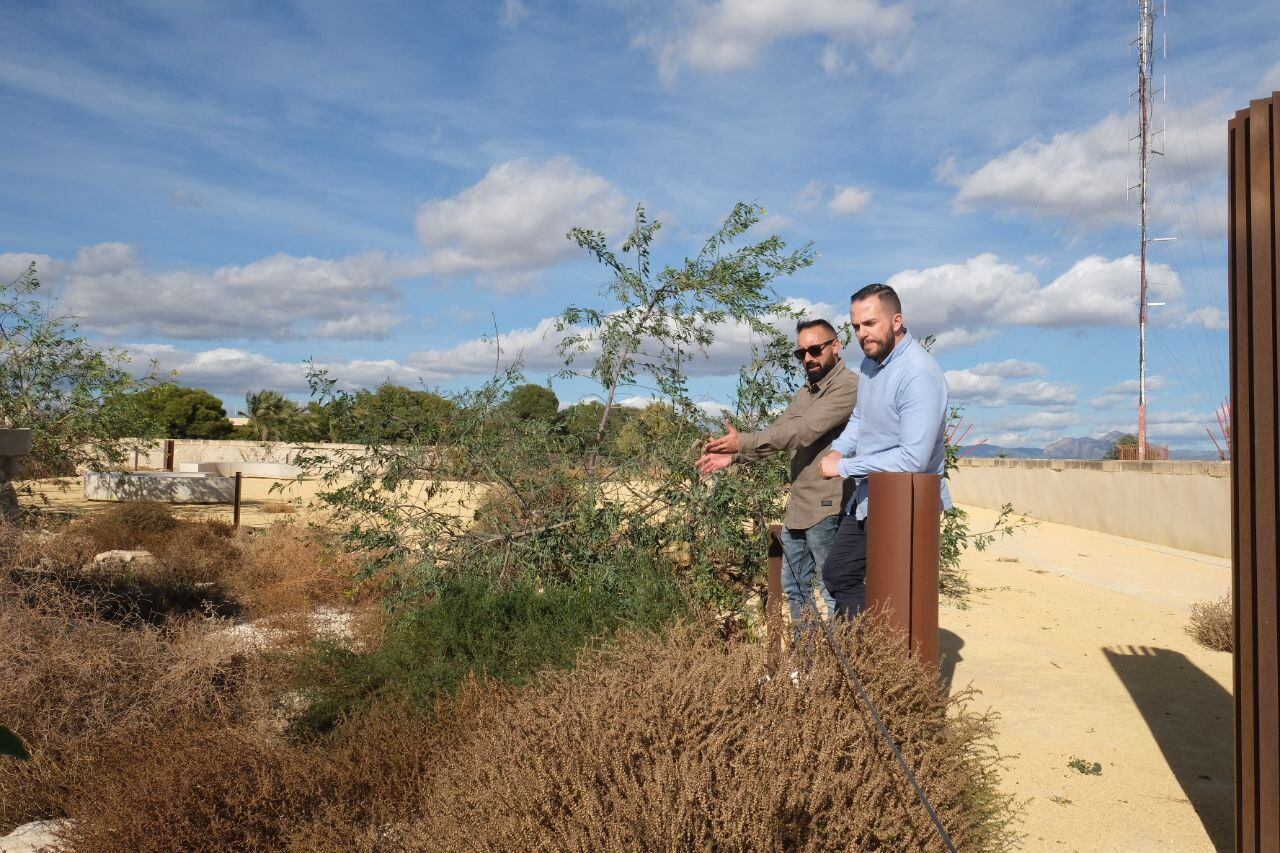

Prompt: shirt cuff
[{"left": 837, "top": 458, "right": 860, "bottom": 478}]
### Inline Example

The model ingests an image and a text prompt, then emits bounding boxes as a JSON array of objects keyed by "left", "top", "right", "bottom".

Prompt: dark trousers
[{"left": 821, "top": 514, "right": 868, "bottom": 619}]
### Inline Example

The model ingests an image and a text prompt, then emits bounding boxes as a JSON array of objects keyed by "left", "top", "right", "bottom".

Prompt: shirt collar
[
  {"left": 870, "top": 331, "right": 915, "bottom": 372},
  {"left": 807, "top": 359, "right": 846, "bottom": 393}
]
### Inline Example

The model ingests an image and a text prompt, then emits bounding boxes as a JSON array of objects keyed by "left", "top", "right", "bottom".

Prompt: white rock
[
  {"left": 91, "top": 549, "right": 156, "bottom": 566},
  {"left": 0, "top": 820, "right": 72, "bottom": 853}
]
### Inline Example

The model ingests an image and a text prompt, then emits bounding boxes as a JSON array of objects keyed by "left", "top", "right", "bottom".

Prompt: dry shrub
[
  {"left": 471, "top": 464, "right": 584, "bottom": 537},
  {"left": 232, "top": 524, "right": 358, "bottom": 612},
  {"left": 0, "top": 577, "right": 276, "bottom": 831},
  {"left": 11, "top": 611, "right": 1017, "bottom": 851},
  {"left": 262, "top": 500, "right": 298, "bottom": 514},
  {"left": 397, "top": 612, "right": 1019, "bottom": 852},
  {"left": 3, "top": 512, "right": 241, "bottom": 623},
  {"left": 60, "top": 701, "right": 436, "bottom": 853},
  {"left": 80, "top": 499, "right": 177, "bottom": 547},
  {"left": 1188, "top": 595, "right": 1233, "bottom": 652}
]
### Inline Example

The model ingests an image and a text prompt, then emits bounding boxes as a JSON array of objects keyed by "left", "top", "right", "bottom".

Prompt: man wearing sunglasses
[{"left": 696, "top": 318, "right": 858, "bottom": 636}]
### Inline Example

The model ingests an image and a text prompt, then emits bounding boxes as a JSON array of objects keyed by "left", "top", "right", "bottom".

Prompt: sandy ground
[
  {"left": 947, "top": 506, "right": 1233, "bottom": 853},
  {"left": 17, "top": 481, "right": 1234, "bottom": 850}
]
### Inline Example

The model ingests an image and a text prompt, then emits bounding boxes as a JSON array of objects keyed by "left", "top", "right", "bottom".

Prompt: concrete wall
[
  {"left": 949, "top": 458, "right": 1231, "bottom": 558},
  {"left": 131, "top": 439, "right": 367, "bottom": 470}
]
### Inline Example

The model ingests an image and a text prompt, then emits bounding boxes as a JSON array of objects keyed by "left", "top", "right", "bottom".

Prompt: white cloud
[
  {"left": 968, "top": 359, "right": 1047, "bottom": 378},
  {"left": 0, "top": 244, "right": 410, "bottom": 342},
  {"left": 828, "top": 184, "right": 872, "bottom": 216},
  {"left": 642, "top": 0, "right": 912, "bottom": 81},
  {"left": 1183, "top": 305, "right": 1228, "bottom": 331},
  {"left": 885, "top": 252, "right": 1194, "bottom": 345},
  {"left": 941, "top": 98, "right": 1228, "bottom": 235},
  {"left": 995, "top": 410, "right": 1080, "bottom": 432},
  {"left": 794, "top": 179, "right": 827, "bottom": 211},
  {"left": 1263, "top": 62, "right": 1280, "bottom": 94},
  {"left": 124, "top": 344, "right": 424, "bottom": 397},
  {"left": 887, "top": 252, "right": 1039, "bottom": 340},
  {"left": 793, "top": 180, "right": 872, "bottom": 216},
  {"left": 415, "top": 156, "right": 629, "bottom": 290},
  {"left": 1088, "top": 376, "right": 1169, "bottom": 410},
  {"left": 819, "top": 43, "right": 858, "bottom": 76},
  {"left": 945, "top": 360, "right": 1076, "bottom": 412},
  {"left": 1007, "top": 255, "right": 1183, "bottom": 327},
  {"left": 500, "top": 0, "right": 528, "bottom": 28}
]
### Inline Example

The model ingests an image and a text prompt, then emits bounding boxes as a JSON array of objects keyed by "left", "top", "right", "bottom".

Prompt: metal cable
[{"left": 778, "top": 531, "right": 959, "bottom": 853}]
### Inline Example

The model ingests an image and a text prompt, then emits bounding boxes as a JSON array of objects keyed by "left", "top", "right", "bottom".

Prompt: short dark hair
[
  {"left": 795, "top": 318, "right": 838, "bottom": 338},
  {"left": 850, "top": 283, "right": 902, "bottom": 315}
]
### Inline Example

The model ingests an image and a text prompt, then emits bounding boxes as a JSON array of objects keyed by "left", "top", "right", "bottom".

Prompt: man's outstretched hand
[
  {"left": 703, "top": 419, "right": 741, "bottom": 454},
  {"left": 820, "top": 451, "right": 842, "bottom": 479},
  {"left": 696, "top": 452, "right": 734, "bottom": 475}
]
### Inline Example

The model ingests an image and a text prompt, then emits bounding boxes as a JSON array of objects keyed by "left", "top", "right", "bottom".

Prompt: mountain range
[{"left": 958, "top": 430, "right": 1224, "bottom": 461}]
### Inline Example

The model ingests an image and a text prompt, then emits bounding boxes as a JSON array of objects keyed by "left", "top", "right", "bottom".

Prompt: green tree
[
  {"left": 348, "top": 384, "right": 455, "bottom": 443},
  {"left": 239, "top": 389, "right": 307, "bottom": 441},
  {"left": 131, "top": 384, "right": 232, "bottom": 439},
  {"left": 0, "top": 262, "right": 156, "bottom": 478},
  {"left": 1104, "top": 433, "right": 1138, "bottom": 460},
  {"left": 504, "top": 384, "right": 559, "bottom": 422}
]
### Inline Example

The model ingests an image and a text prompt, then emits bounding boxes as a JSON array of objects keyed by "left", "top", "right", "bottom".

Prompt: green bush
[{"left": 290, "top": 561, "right": 688, "bottom": 734}]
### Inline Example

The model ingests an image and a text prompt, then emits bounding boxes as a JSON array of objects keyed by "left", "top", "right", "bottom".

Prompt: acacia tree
[
  {"left": 295, "top": 203, "right": 815, "bottom": 607},
  {"left": 0, "top": 262, "right": 155, "bottom": 479},
  {"left": 558, "top": 202, "right": 812, "bottom": 478}
]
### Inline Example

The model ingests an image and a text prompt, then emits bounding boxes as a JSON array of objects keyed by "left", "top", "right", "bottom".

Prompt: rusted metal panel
[
  {"left": 909, "top": 475, "right": 941, "bottom": 669},
  {"left": 866, "top": 472, "right": 941, "bottom": 671},
  {"left": 1249, "top": 96, "right": 1280, "bottom": 851},
  {"left": 1229, "top": 91, "right": 1280, "bottom": 853},
  {"left": 766, "top": 524, "right": 783, "bottom": 675}
]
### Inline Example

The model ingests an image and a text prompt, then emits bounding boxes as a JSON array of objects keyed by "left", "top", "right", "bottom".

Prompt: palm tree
[{"left": 239, "top": 389, "right": 305, "bottom": 441}]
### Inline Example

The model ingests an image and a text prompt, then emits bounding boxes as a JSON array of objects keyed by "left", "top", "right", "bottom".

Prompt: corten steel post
[
  {"left": 163, "top": 439, "right": 175, "bottom": 472},
  {"left": 865, "top": 472, "right": 942, "bottom": 670},
  {"left": 766, "top": 524, "right": 784, "bottom": 675},
  {"left": 1228, "top": 92, "right": 1280, "bottom": 853},
  {"left": 233, "top": 472, "right": 243, "bottom": 529}
]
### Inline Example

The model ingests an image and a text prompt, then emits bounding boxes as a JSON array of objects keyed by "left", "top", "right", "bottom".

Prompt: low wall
[
  {"left": 131, "top": 439, "right": 366, "bottom": 470},
  {"left": 949, "top": 458, "right": 1231, "bottom": 558}
]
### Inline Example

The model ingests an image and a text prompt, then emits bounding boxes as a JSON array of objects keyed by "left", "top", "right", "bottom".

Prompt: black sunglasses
[{"left": 793, "top": 338, "right": 837, "bottom": 361}]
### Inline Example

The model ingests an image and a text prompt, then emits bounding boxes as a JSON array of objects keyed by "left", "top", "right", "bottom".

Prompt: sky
[{"left": 2, "top": 0, "right": 1275, "bottom": 452}]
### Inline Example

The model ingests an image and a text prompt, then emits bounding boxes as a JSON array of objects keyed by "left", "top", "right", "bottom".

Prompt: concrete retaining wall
[
  {"left": 132, "top": 439, "right": 365, "bottom": 470},
  {"left": 949, "top": 458, "right": 1231, "bottom": 558},
  {"left": 84, "top": 471, "right": 236, "bottom": 503}
]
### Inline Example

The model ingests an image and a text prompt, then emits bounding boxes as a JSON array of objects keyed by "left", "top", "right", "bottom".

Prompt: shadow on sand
[
  {"left": 1104, "top": 645, "right": 1234, "bottom": 852},
  {"left": 938, "top": 628, "right": 964, "bottom": 696}
]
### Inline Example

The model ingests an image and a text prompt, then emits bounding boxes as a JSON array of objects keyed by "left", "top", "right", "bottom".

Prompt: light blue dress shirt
[{"left": 829, "top": 333, "right": 952, "bottom": 520}]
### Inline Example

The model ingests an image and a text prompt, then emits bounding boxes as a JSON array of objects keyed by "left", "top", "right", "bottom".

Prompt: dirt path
[{"left": 947, "top": 506, "right": 1233, "bottom": 852}]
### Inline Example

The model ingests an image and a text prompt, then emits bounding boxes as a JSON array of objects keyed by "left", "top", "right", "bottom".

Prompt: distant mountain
[
  {"left": 956, "top": 430, "right": 1224, "bottom": 462},
  {"left": 1042, "top": 430, "right": 1126, "bottom": 460},
  {"left": 956, "top": 443, "right": 1043, "bottom": 459}
]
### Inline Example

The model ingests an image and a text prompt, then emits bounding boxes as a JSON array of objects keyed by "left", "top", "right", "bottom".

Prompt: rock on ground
[{"left": 0, "top": 820, "right": 72, "bottom": 853}]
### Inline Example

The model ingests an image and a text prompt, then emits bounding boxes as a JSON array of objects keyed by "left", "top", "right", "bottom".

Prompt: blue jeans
[{"left": 779, "top": 516, "right": 839, "bottom": 632}]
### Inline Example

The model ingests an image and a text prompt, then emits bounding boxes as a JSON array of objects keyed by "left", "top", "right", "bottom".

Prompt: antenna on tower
[{"left": 1129, "top": 0, "right": 1175, "bottom": 461}]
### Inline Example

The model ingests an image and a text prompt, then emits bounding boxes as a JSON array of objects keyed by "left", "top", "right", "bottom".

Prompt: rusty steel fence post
[
  {"left": 233, "top": 472, "right": 243, "bottom": 529},
  {"left": 865, "top": 472, "right": 942, "bottom": 671},
  {"left": 1228, "top": 91, "right": 1280, "bottom": 853},
  {"left": 163, "top": 439, "right": 175, "bottom": 472},
  {"left": 766, "top": 524, "right": 784, "bottom": 676}
]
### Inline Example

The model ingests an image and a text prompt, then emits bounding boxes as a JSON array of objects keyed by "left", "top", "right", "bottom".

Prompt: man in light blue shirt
[{"left": 818, "top": 283, "right": 951, "bottom": 618}]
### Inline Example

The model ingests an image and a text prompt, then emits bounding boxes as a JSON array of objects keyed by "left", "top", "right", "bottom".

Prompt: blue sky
[{"left": 3, "top": 0, "right": 1274, "bottom": 451}]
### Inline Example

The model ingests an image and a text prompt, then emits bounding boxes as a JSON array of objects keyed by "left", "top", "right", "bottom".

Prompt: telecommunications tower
[{"left": 1129, "top": 0, "right": 1173, "bottom": 460}]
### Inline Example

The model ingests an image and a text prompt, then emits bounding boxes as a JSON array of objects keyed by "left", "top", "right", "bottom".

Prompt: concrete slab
[
  {"left": 83, "top": 471, "right": 235, "bottom": 503},
  {"left": 194, "top": 461, "right": 302, "bottom": 478}
]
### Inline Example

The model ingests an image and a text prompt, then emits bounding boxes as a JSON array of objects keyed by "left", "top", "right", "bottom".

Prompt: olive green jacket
[{"left": 733, "top": 360, "right": 859, "bottom": 529}]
